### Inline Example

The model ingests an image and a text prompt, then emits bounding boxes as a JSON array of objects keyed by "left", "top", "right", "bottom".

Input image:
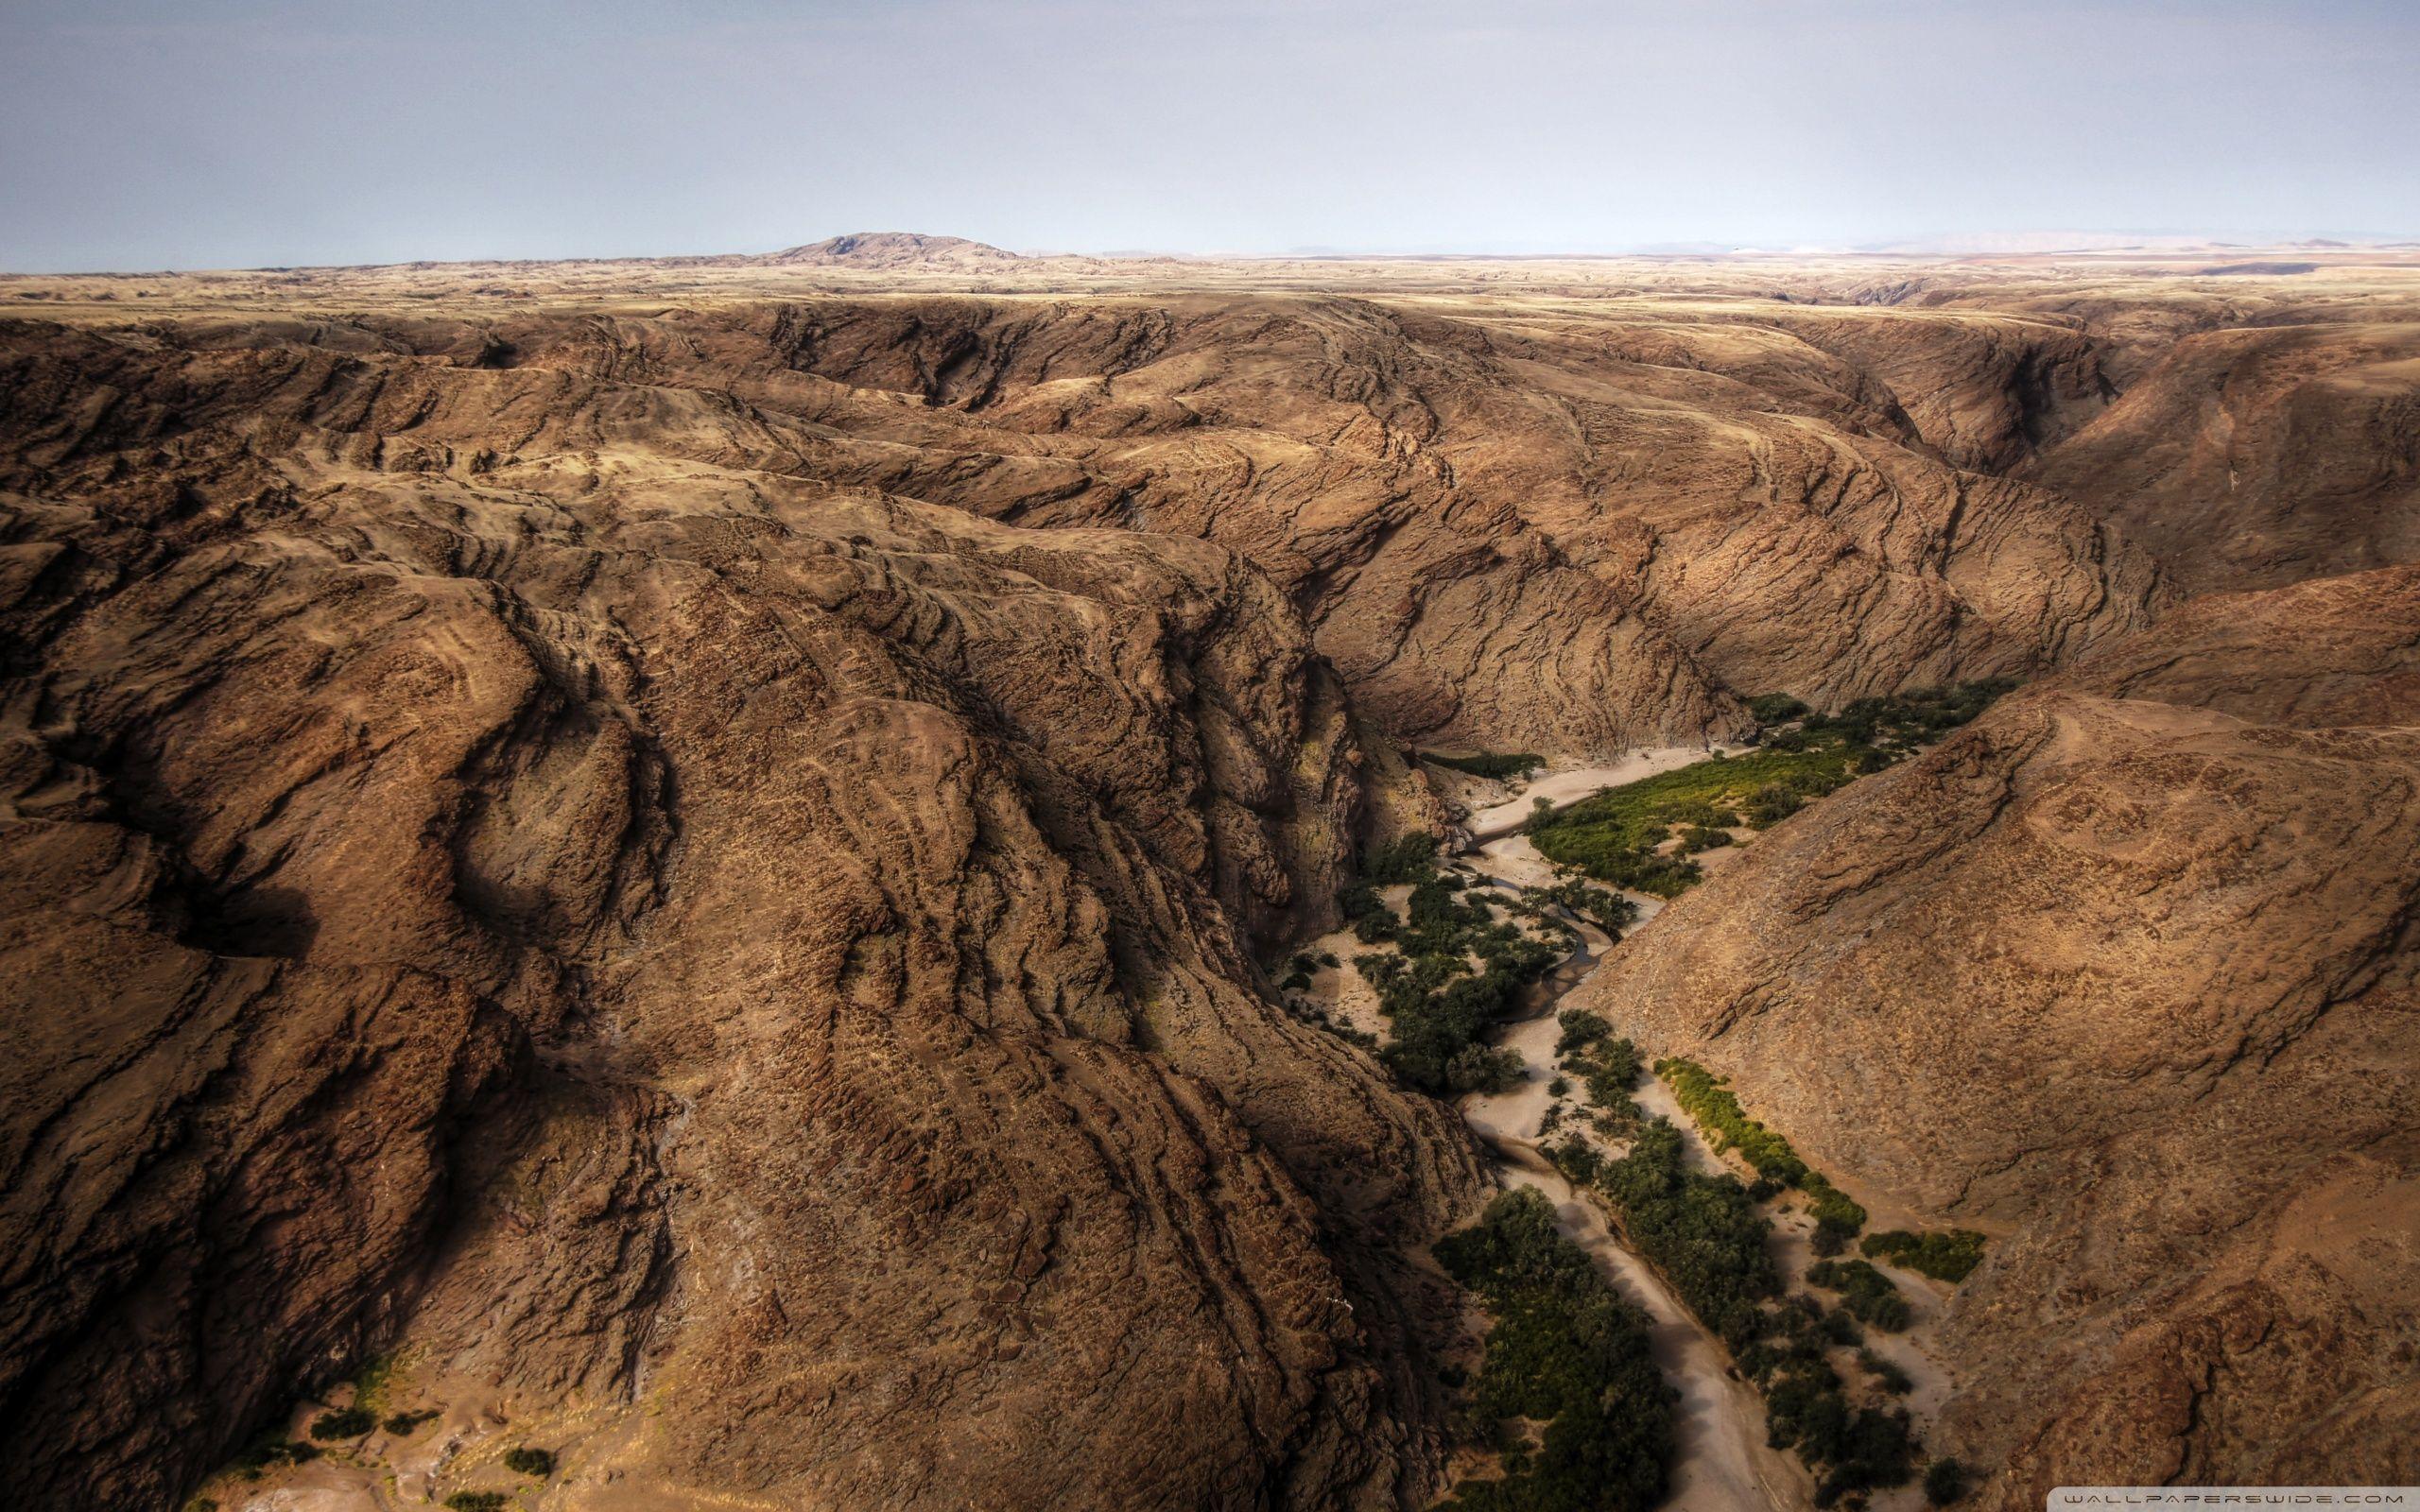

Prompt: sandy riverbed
[{"left": 1456, "top": 799, "right": 1816, "bottom": 1512}]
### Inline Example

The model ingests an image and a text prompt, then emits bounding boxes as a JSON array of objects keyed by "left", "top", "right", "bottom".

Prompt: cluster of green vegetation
[
  {"left": 1807, "top": 1259, "right": 1911, "bottom": 1332},
  {"left": 1529, "top": 681, "right": 2015, "bottom": 894},
  {"left": 1925, "top": 1456, "right": 1970, "bottom": 1505},
  {"left": 1654, "top": 1059, "right": 1867, "bottom": 1250},
  {"left": 1347, "top": 859, "right": 1563, "bottom": 1095},
  {"left": 445, "top": 1495, "right": 510, "bottom": 1512},
  {"left": 1548, "top": 1108, "right": 1923, "bottom": 1506},
  {"left": 307, "top": 1406, "right": 375, "bottom": 1440},
  {"left": 1553, "top": 1009, "right": 1614, "bottom": 1059},
  {"left": 1858, "top": 1349, "right": 1912, "bottom": 1396},
  {"left": 1800, "top": 1179, "right": 1867, "bottom": 1254},
  {"left": 1524, "top": 749, "right": 1828, "bottom": 894},
  {"left": 1724, "top": 1294, "right": 1919, "bottom": 1504},
  {"left": 1361, "top": 832, "right": 1441, "bottom": 885},
  {"left": 1434, "top": 1189, "right": 1675, "bottom": 1512},
  {"left": 1553, "top": 1011, "right": 1645, "bottom": 1120},
  {"left": 503, "top": 1447, "right": 556, "bottom": 1477},
  {"left": 1515, "top": 878, "right": 1635, "bottom": 935},
  {"left": 1424, "top": 750, "right": 1547, "bottom": 781},
  {"left": 383, "top": 1409, "right": 439, "bottom": 1435},
  {"left": 1656, "top": 1059, "right": 1804, "bottom": 1181},
  {"left": 1862, "top": 1228, "right": 1989, "bottom": 1283},
  {"left": 1553, "top": 1121, "right": 1777, "bottom": 1346},
  {"left": 1277, "top": 949, "right": 1348, "bottom": 1000},
  {"left": 1809, "top": 680, "right": 2015, "bottom": 746}
]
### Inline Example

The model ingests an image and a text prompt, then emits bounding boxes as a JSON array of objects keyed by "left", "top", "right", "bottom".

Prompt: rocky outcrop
[
  {"left": 1741, "top": 307, "right": 2116, "bottom": 472},
  {"left": 1567, "top": 565, "right": 2420, "bottom": 1502},
  {"left": 0, "top": 300, "right": 2170, "bottom": 764},
  {"left": 2031, "top": 323, "right": 2420, "bottom": 592},
  {"left": 0, "top": 320, "right": 1486, "bottom": 1510},
  {"left": 747, "top": 296, "right": 2168, "bottom": 743}
]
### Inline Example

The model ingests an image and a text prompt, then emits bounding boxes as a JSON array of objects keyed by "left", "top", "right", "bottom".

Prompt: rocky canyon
[{"left": 4, "top": 236, "right": 2417, "bottom": 1511}]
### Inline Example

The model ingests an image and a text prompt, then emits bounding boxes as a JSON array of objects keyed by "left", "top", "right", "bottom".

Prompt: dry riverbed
[
  {"left": 1454, "top": 752, "right": 1816, "bottom": 1512},
  {"left": 1448, "top": 753, "right": 1959, "bottom": 1512}
]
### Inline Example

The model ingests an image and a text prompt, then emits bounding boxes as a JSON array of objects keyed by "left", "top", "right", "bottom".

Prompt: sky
[{"left": 2, "top": 0, "right": 2415, "bottom": 271}]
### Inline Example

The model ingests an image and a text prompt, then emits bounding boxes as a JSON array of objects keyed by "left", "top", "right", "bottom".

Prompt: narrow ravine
[{"left": 1452, "top": 755, "right": 1817, "bottom": 1512}]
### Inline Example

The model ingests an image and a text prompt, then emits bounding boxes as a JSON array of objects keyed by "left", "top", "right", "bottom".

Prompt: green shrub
[
  {"left": 1593, "top": 1120, "right": 1779, "bottom": 1346},
  {"left": 1553, "top": 1008, "right": 1612, "bottom": 1057},
  {"left": 1422, "top": 750, "right": 1547, "bottom": 781},
  {"left": 1655, "top": 1059, "right": 1808, "bottom": 1186},
  {"left": 1738, "top": 783, "right": 1803, "bottom": 826},
  {"left": 382, "top": 1409, "right": 439, "bottom": 1435},
  {"left": 1350, "top": 882, "right": 1564, "bottom": 1097},
  {"left": 1925, "top": 1456, "right": 1969, "bottom": 1505},
  {"left": 1435, "top": 1189, "right": 1674, "bottom": 1512},
  {"left": 1573, "top": 1038, "right": 1643, "bottom": 1110},
  {"left": 307, "top": 1406, "right": 375, "bottom": 1440},
  {"left": 1654, "top": 1060, "right": 1865, "bottom": 1247},
  {"left": 1523, "top": 699, "right": 2014, "bottom": 892},
  {"left": 1526, "top": 878, "right": 1635, "bottom": 932},
  {"left": 1806, "top": 1260, "right": 1911, "bottom": 1332},
  {"left": 1445, "top": 1044, "right": 1526, "bottom": 1095},
  {"left": 504, "top": 1447, "right": 555, "bottom": 1477},
  {"left": 1747, "top": 693, "right": 1810, "bottom": 724},
  {"left": 445, "top": 1495, "right": 510, "bottom": 1512},
  {"left": 1756, "top": 1338, "right": 1918, "bottom": 1504},
  {"left": 1858, "top": 1349, "right": 1912, "bottom": 1395},
  {"left": 1804, "top": 1176, "right": 1867, "bottom": 1243},
  {"left": 1363, "top": 832, "right": 1440, "bottom": 885},
  {"left": 1861, "top": 1228, "right": 1988, "bottom": 1283},
  {"left": 1337, "top": 879, "right": 1384, "bottom": 919}
]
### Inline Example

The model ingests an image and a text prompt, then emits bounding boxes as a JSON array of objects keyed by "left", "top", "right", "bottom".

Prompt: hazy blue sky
[{"left": 3, "top": 0, "right": 2414, "bottom": 270}]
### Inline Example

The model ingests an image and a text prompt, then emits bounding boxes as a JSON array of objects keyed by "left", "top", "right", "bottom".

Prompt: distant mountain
[{"left": 756, "top": 232, "right": 1022, "bottom": 268}]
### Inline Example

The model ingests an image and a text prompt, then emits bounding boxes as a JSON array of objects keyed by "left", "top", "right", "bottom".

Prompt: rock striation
[
  {"left": 2031, "top": 323, "right": 2420, "bottom": 593},
  {"left": 0, "top": 318, "right": 1485, "bottom": 1510},
  {"left": 748, "top": 295, "right": 2168, "bottom": 748}
]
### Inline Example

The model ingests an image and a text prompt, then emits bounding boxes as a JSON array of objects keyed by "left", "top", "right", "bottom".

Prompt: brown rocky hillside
[
  {"left": 3, "top": 245, "right": 2417, "bottom": 1510},
  {"left": 1569, "top": 564, "right": 2420, "bottom": 1503}
]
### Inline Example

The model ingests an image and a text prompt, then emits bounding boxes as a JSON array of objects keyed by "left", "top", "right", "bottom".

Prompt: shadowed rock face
[
  {"left": 2031, "top": 323, "right": 2420, "bottom": 593},
  {"left": 1570, "top": 565, "right": 2420, "bottom": 1503},
  {"left": 0, "top": 321, "right": 1487, "bottom": 1509}
]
